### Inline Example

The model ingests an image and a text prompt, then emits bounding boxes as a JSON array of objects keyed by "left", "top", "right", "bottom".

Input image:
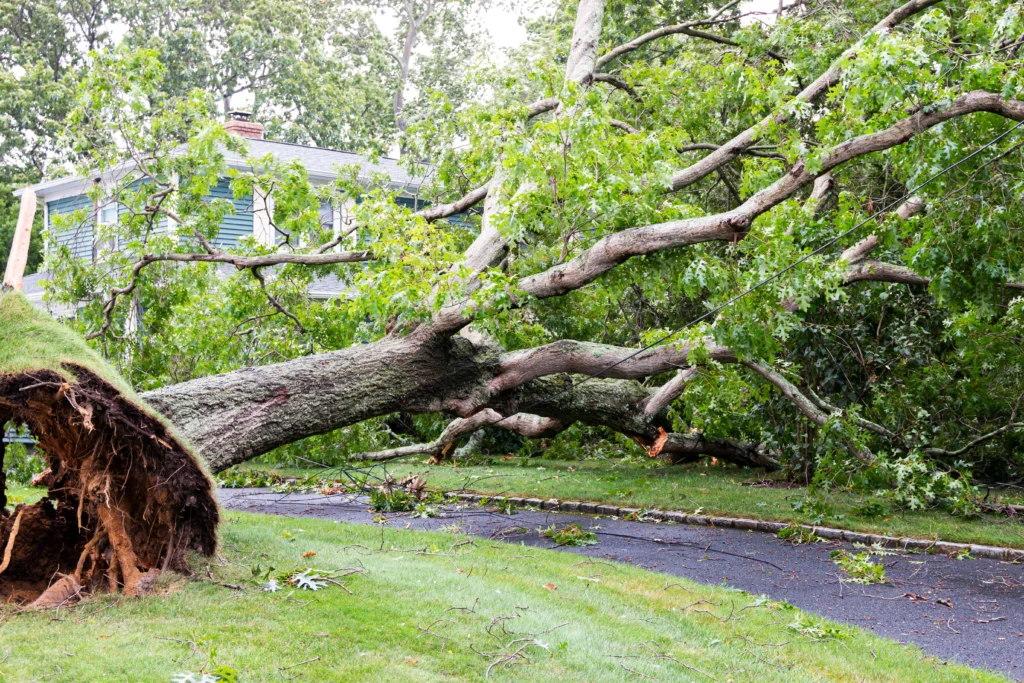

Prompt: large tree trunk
[{"left": 144, "top": 329, "right": 496, "bottom": 472}]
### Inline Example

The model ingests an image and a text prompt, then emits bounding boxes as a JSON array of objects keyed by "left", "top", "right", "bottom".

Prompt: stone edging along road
[{"left": 443, "top": 491, "right": 1024, "bottom": 562}]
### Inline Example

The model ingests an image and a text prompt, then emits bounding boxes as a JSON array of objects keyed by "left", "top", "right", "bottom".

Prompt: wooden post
[{"left": 2, "top": 189, "right": 37, "bottom": 291}]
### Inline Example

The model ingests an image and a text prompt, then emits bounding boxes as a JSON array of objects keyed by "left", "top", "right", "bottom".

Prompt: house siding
[
  {"left": 120, "top": 179, "right": 173, "bottom": 238},
  {"left": 207, "top": 178, "right": 254, "bottom": 248},
  {"left": 48, "top": 194, "right": 95, "bottom": 261}
]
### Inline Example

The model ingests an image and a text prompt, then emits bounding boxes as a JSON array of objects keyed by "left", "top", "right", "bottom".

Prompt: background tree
[{"left": 0, "top": 0, "right": 111, "bottom": 276}]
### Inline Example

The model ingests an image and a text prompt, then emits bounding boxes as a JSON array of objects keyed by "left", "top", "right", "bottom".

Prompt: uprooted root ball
[{"left": 0, "top": 366, "right": 218, "bottom": 605}]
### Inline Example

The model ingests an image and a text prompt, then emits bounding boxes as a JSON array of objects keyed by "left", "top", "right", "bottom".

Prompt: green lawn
[
  {"left": 239, "top": 458, "right": 1024, "bottom": 550},
  {"left": 0, "top": 509, "right": 1007, "bottom": 682}
]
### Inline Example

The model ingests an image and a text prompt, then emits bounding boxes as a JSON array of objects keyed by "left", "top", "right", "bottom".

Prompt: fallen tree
[{"left": 26, "top": 0, "right": 1024, "bottom": 509}]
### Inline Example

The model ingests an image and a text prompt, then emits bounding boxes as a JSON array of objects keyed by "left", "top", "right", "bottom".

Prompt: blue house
[{"left": 16, "top": 112, "right": 432, "bottom": 315}]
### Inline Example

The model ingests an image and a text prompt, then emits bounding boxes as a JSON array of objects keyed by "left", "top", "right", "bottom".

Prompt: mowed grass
[
  {"left": 243, "top": 458, "right": 1024, "bottom": 549},
  {"left": 0, "top": 510, "right": 1007, "bottom": 682}
]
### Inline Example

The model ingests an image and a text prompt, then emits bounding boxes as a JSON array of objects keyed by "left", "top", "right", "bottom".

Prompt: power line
[{"left": 486, "top": 117, "right": 1024, "bottom": 430}]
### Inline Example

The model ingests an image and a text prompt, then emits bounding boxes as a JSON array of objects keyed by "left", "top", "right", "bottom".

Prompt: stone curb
[{"left": 443, "top": 492, "right": 1024, "bottom": 562}]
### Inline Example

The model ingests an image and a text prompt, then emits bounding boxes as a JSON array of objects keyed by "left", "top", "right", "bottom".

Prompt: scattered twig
[
  {"left": 279, "top": 655, "right": 320, "bottom": 680},
  {"left": 417, "top": 619, "right": 455, "bottom": 650}
]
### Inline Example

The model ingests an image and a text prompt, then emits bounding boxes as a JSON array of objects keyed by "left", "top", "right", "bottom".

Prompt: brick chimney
[{"left": 224, "top": 110, "right": 264, "bottom": 139}]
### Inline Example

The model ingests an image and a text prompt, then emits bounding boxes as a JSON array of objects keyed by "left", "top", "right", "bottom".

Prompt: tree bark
[{"left": 144, "top": 329, "right": 497, "bottom": 471}]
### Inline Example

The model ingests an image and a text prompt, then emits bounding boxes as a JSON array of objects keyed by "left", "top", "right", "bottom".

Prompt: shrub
[{"left": 878, "top": 453, "right": 978, "bottom": 515}]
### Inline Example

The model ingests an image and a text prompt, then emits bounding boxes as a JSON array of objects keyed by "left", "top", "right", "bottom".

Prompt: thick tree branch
[
  {"left": 595, "top": 0, "right": 744, "bottom": 69},
  {"left": 844, "top": 259, "right": 931, "bottom": 286},
  {"left": 669, "top": 0, "right": 946, "bottom": 191},
  {"left": 494, "top": 412, "right": 567, "bottom": 438},
  {"left": 517, "top": 92, "right": 1024, "bottom": 302},
  {"left": 516, "top": 212, "right": 750, "bottom": 300},
  {"left": 457, "top": 173, "right": 517, "bottom": 276},
  {"left": 527, "top": 97, "right": 561, "bottom": 118},
  {"left": 609, "top": 119, "right": 641, "bottom": 135},
  {"left": 644, "top": 367, "right": 699, "bottom": 416},
  {"left": 593, "top": 73, "right": 641, "bottom": 101},
  {"left": 741, "top": 359, "right": 873, "bottom": 463},
  {"left": 564, "top": 0, "right": 606, "bottom": 85},
  {"left": 662, "top": 432, "right": 778, "bottom": 469},
  {"left": 484, "top": 373, "right": 776, "bottom": 469},
  {"left": 440, "top": 1, "right": 606, "bottom": 298},
  {"left": 807, "top": 172, "right": 834, "bottom": 214},
  {"left": 151, "top": 250, "right": 373, "bottom": 269},
  {"left": 418, "top": 185, "right": 489, "bottom": 222},
  {"left": 679, "top": 142, "right": 785, "bottom": 160},
  {"left": 352, "top": 409, "right": 564, "bottom": 462},
  {"left": 489, "top": 338, "right": 734, "bottom": 395}
]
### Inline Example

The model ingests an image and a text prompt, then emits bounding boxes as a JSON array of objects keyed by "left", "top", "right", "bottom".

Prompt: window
[{"left": 97, "top": 201, "right": 119, "bottom": 257}]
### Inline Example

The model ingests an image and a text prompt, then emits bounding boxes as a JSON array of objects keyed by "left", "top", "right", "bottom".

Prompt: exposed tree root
[{"left": 0, "top": 365, "right": 218, "bottom": 604}]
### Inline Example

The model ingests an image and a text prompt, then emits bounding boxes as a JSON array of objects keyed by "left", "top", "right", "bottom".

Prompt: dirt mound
[
  {"left": 0, "top": 292, "right": 218, "bottom": 603},
  {"left": 0, "top": 366, "right": 218, "bottom": 601}
]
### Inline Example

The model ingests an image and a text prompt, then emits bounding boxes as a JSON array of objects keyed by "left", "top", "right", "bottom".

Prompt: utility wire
[{"left": 486, "top": 117, "right": 1024, "bottom": 430}]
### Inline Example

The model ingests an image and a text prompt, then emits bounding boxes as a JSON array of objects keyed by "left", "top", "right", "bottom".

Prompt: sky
[
  {"left": 372, "top": 2, "right": 535, "bottom": 61},
  {"left": 473, "top": 0, "right": 781, "bottom": 57}
]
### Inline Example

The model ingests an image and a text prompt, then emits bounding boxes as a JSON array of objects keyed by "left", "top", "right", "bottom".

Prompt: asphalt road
[{"left": 220, "top": 488, "right": 1024, "bottom": 680}]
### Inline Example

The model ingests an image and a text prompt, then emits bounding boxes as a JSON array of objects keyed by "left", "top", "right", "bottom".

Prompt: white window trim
[{"left": 96, "top": 198, "right": 120, "bottom": 257}]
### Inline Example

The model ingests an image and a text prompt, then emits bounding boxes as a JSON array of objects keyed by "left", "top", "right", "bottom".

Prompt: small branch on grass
[
  {"left": 499, "top": 555, "right": 535, "bottom": 571},
  {"left": 279, "top": 656, "right": 320, "bottom": 680},
  {"left": 447, "top": 597, "right": 480, "bottom": 614},
  {"left": 154, "top": 636, "right": 201, "bottom": 659},
  {"left": 417, "top": 618, "right": 455, "bottom": 650},
  {"left": 619, "top": 662, "right": 660, "bottom": 680},
  {"left": 473, "top": 620, "right": 569, "bottom": 678}
]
